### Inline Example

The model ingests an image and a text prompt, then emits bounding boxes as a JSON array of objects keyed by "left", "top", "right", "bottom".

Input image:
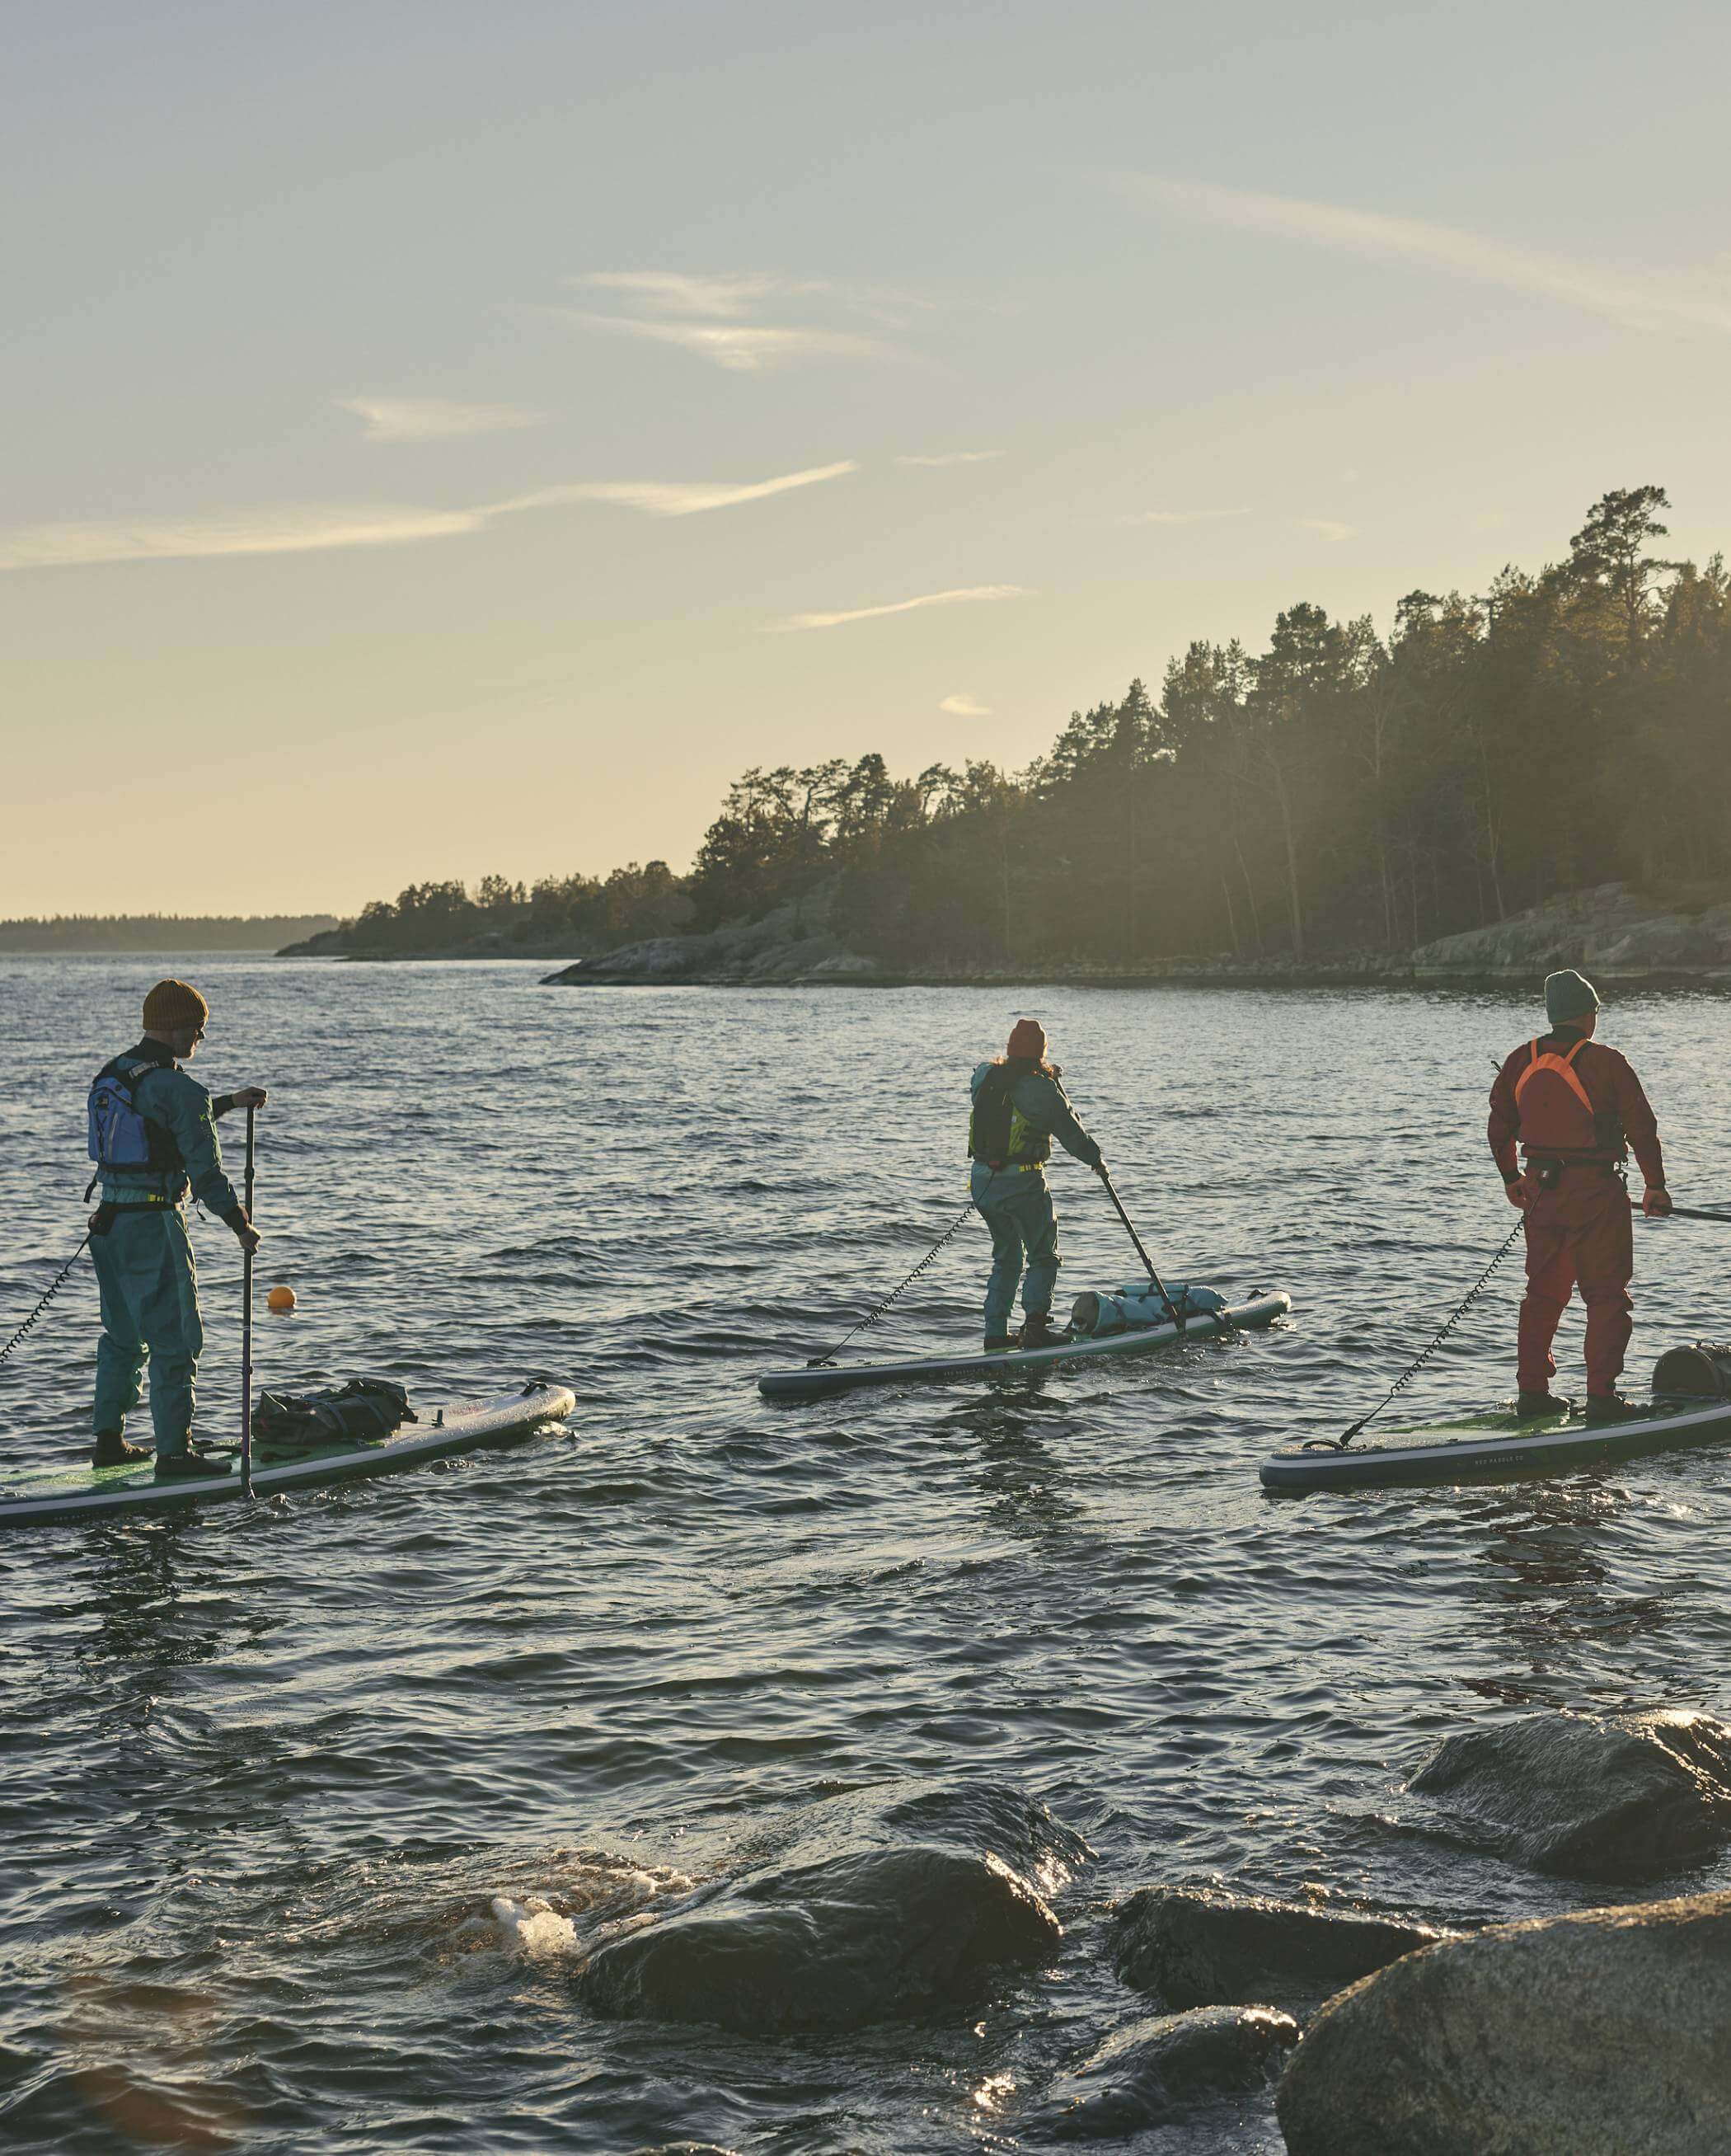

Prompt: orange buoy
[{"left": 266, "top": 1285, "right": 297, "bottom": 1315}]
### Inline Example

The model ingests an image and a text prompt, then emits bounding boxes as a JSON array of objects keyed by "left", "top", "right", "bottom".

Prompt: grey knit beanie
[{"left": 1544, "top": 970, "right": 1601, "bottom": 1026}]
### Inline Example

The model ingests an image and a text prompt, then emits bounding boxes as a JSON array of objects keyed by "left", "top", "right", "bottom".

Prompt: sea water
[{"left": 2, "top": 957, "right": 1729, "bottom": 2152}]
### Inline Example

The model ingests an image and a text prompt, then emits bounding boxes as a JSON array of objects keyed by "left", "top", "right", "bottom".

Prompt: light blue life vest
[{"left": 87, "top": 1055, "right": 184, "bottom": 1180}]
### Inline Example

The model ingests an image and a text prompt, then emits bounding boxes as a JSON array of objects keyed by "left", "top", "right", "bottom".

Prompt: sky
[{"left": 7, "top": 0, "right": 1730, "bottom": 916}]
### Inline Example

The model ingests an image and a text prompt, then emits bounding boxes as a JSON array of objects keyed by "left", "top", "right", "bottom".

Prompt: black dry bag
[
  {"left": 250, "top": 1377, "right": 415, "bottom": 1452},
  {"left": 1651, "top": 1344, "right": 1731, "bottom": 1399}
]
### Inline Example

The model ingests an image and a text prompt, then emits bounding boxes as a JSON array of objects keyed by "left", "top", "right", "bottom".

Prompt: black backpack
[{"left": 251, "top": 1378, "right": 415, "bottom": 1453}]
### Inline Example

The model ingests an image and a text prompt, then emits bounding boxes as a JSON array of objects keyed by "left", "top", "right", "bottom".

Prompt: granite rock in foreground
[
  {"left": 1276, "top": 1890, "right": 1731, "bottom": 2156},
  {"left": 1409, "top": 1708, "right": 1731, "bottom": 1881},
  {"left": 1030, "top": 2004, "right": 1297, "bottom": 2140},
  {"left": 1110, "top": 1886, "right": 1450, "bottom": 2013},
  {"left": 576, "top": 1779, "right": 1086, "bottom": 2032}
]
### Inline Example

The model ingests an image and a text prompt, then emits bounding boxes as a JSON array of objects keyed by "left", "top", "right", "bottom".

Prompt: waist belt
[
  {"left": 1526, "top": 1153, "right": 1621, "bottom": 1176},
  {"left": 98, "top": 1185, "right": 186, "bottom": 1210}
]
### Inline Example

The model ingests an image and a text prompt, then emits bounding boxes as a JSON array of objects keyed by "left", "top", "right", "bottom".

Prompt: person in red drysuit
[{"left": 1487, "top": 969, "right": 1672, "bottom": 1421}]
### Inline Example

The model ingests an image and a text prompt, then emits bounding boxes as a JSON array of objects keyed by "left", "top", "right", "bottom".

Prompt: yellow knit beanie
[{"left": 142, "top": 979, "right": 210, "bottom": 1031}]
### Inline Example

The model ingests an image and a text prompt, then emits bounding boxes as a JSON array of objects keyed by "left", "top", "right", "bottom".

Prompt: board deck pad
[
  {"left": 1260, "top": 1392, "right": 1731, "bottom": 1494},
  {"left": 0, "top": 1383, "right": 576, "bottom": 1529},
  {"left": 761, "top": 1291, "right": 1292, "bottom": 1400}
]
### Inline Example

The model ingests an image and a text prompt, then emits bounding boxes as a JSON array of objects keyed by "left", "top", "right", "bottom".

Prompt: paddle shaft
[
  {"left": 241, "top": 1106, "right": 256, "bottom": 1499},
  {"left": 1633, "top": 1200, "right": 1731, "bottom": 1224},
  {"left": 1096, "top": 1167, "right": 1184, "bottom": 1330}
]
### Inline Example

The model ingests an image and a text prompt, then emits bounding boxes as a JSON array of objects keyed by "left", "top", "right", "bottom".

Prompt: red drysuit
[{"left": 1487, "top": 1028, "right": 1665, "bottom": 1397}]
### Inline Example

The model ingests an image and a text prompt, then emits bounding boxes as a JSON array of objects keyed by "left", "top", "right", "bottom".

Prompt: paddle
[
  {"left": 241, "top": 1105, "right": 256, "bottom": 1499},
  {"left": 1095, "top": 1164, "right": 1184, "bottom": 1332},
  {"left": 1633, "top": 1200, "right": 1731, "bottom": 1224}
]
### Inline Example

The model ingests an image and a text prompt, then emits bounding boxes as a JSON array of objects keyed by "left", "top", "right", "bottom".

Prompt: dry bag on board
[
  {"left": 1650, "top": 1344, "right": 1731, "bottom": 1399},
  {"left": 1070, "top": 1282, "right": 1227, "bottom": 1336},
  {"left": 251, "top": 1378, "right": 415, "bottom": 1452}
]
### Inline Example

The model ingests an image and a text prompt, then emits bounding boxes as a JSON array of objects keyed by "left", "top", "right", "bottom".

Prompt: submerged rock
[
  {"left": 576, "top": 1780, "right": 1084, "bottom": 2032},
  {"left": 1032, "top": 2004, "right": 1297, "bottom": 2140},
  {"left": 1409, "top": 1708, "right": 1731, "bottom": 1881},
  {"left": 1110, "top": 1886, "right": 1448, "bottom": 2012},
  {"left": 1276, "top": 1890, "right": 1731, "bottom": 2156}
]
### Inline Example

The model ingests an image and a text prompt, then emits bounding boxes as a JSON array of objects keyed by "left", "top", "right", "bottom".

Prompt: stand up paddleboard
[
  {"left": 761, "top": 1291, "right": 1292, "bottom": 1401},
  {"left": 1260, "top": 1393, "right": 1731, "bottom": 1495},
  {"left": 0, "top": 1381, "right": 575, "bottom": 1530}
]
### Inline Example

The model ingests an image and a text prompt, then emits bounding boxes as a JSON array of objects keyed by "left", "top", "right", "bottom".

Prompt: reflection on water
[{"left": 1, "top": 961, "right": 1729, "bottom": 2151}]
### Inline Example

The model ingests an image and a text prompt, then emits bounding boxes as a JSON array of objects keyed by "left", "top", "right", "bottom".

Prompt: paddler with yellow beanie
[
  {"left": 85, "top": 979, "right": 267, "bottom": 1477},
  {"left": 969, "top": 1017, "right": 1104, "bottom": 1353}
]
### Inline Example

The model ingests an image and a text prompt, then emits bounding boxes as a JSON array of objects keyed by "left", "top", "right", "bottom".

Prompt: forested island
[
  {"left": 287, "top": 486, "right": 1730, "bottom": 977},
  {"left": 2, "top": 914, "right": 340, "bottom": 953}
]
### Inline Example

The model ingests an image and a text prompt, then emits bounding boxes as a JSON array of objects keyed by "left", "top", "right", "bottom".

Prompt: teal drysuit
[
  {"left": 968, "top": 1061, "right": 1100, "bottom": 1334},
  {"left": 91, "top": 1043, "right": 243, "bottom": 1456}
]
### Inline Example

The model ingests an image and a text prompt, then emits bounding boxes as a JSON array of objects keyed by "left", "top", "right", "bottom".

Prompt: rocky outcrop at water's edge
[
  {"left": 541, "top": 878, "right": 1731, "bottom": 988},
  {"left": 1275, "top": 1889, "right": 1731, "bottom": 2156}
]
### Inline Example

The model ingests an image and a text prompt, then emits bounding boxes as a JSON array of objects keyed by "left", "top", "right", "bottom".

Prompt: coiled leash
[
  {"left": 805, "top": 1202, "right": 975, "bottom": 1368},
  {"left": 0, "top": 1236, "right": 91, "bottom": 1369},
  {"left": 1306, "top": 1215, "right": 1527, "bottom": 1453}
]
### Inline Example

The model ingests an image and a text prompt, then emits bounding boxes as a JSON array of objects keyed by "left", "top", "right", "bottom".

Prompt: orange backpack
[{"left": 1513, "top": 1037, "right": 1606, "bottom": 1156}]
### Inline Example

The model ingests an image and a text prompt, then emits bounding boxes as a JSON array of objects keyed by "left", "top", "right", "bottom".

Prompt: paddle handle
[
  {"left": 241, "top": 1106, "right": 256, "bottom": 1499},
  {"left": 1097, "top": 1167, "right": 1184, "bottom": 1330}
]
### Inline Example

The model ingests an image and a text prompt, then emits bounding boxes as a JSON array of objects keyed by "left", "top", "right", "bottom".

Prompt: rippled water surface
[{"left": 3, "top": 960, "right": 1730, "bottom": 2154}]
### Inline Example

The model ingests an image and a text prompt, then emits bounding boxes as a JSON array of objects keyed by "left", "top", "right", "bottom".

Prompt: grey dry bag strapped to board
[{"left": 250, "top": 1378, "right": 415, "bottom": 1453}]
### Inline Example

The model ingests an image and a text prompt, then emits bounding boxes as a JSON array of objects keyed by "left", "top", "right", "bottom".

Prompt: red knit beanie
[{"left": 1006, "top": 1017, "right": 1046, "bottom": 1061}]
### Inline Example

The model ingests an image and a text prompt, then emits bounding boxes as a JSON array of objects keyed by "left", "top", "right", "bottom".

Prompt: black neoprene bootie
[
  {"left": 1016, "top": 1313, "right": 1063, "bottom": 1350},
  {"left": 154, "top": 1452, "right": 231, "bottom": 1481},
  {"left": 1515, "top": 1392, "right": 1571, "bottom": 1419},
  {"left": 984, "top": 1335, "right": 1012, "bottom": 1355},
  {"left": 91, "top": 1430, "right": 151, "bottom": 1468},
  {"left": 1584, "top": 1393, "right": 1634, "bottom": 1424}
]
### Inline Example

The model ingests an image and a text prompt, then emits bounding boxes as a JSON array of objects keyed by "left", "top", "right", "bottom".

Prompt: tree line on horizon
[
  {"left": 0, "top": 914, "right": 340, "bottom": 953},
  {"left": 315, "top": 486, "right": 1730, "bottom": 965}
]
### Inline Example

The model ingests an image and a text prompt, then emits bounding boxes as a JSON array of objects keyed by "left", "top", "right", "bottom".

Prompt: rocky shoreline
[
  {"left": 559, "top": 1707, "right": 1731, "bottom": 2154},
  {"left": 538, "top": 881, "right": 1731, "bottom": 992}
]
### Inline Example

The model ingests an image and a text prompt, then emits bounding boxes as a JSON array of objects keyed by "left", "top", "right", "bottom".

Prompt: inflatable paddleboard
[
  {"left": 0, "top": 1381, "right": 576, "bottom": 1530},
  {"left": 761, "top": 1291, "right": 1292, "bottom": 1401},
  {"left": 1260, "top": 1393, "right": 1731, "bottom": 1495}
]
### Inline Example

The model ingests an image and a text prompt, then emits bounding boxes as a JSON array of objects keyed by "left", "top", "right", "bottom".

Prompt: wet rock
[
  {"left": 1110, "top": 1886, "right": 1450, "bottom": 2011},
  {"left": 576, "top": 1780, "right": 1083, "bottom": 2032},
  {"left": 1408, "top": 1708, "right": 1731, "bottom": 1881},
  {"left": 1031, "top": 2005, "right": 1297, "bottom": 2140},
  {"left": 1276, "top": 1889, "right": 1731, "bottom": 2156}
]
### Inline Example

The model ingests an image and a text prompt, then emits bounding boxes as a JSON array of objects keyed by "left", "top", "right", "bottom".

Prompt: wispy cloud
[
  {"left": 1295, "top": 518, "right": 1357, "bottom": 542},
  {"left": 492, "top": 462, "right": 856, "bottom": 519},
  {"left": 579, "top": 271, "right": 818, "bottom": 318},
  {"left": 0, "top": 463, "right": 856, "bottom": 573},
  {"left": 338, "top": 396, "right": 548, "bottom": 441},
  {"left": 0, "top": 505, "right": 491, "bottom": 572},
  {"left": 1109, "top": 507, "right": 1244, "bottom": 526},
  {"left": 769, "top": 585, "right": 1027, "bottom": 633},
  {"left": 575, "top": 313, "right": 884, "bottom": 373},
  {"left": 1120, "top": 175, "right": 1731, "bottom": 337},
  {"left": 567, "top": 268, "right": 900, "bottom": 371},
  {"left": 897, "top": 449, "right": 1004, "bottom": 468},
  {"left": 940, "top": 693, "right": 992, "bottom": 716}
]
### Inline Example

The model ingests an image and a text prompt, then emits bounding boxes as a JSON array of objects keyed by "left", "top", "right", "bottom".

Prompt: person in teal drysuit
[
  {"left": 87, "top": 977, "right": 266, "bottom": 1477},
  {"left": 968, "top": 1017, "right": 1104, "bottom": 1352}
]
